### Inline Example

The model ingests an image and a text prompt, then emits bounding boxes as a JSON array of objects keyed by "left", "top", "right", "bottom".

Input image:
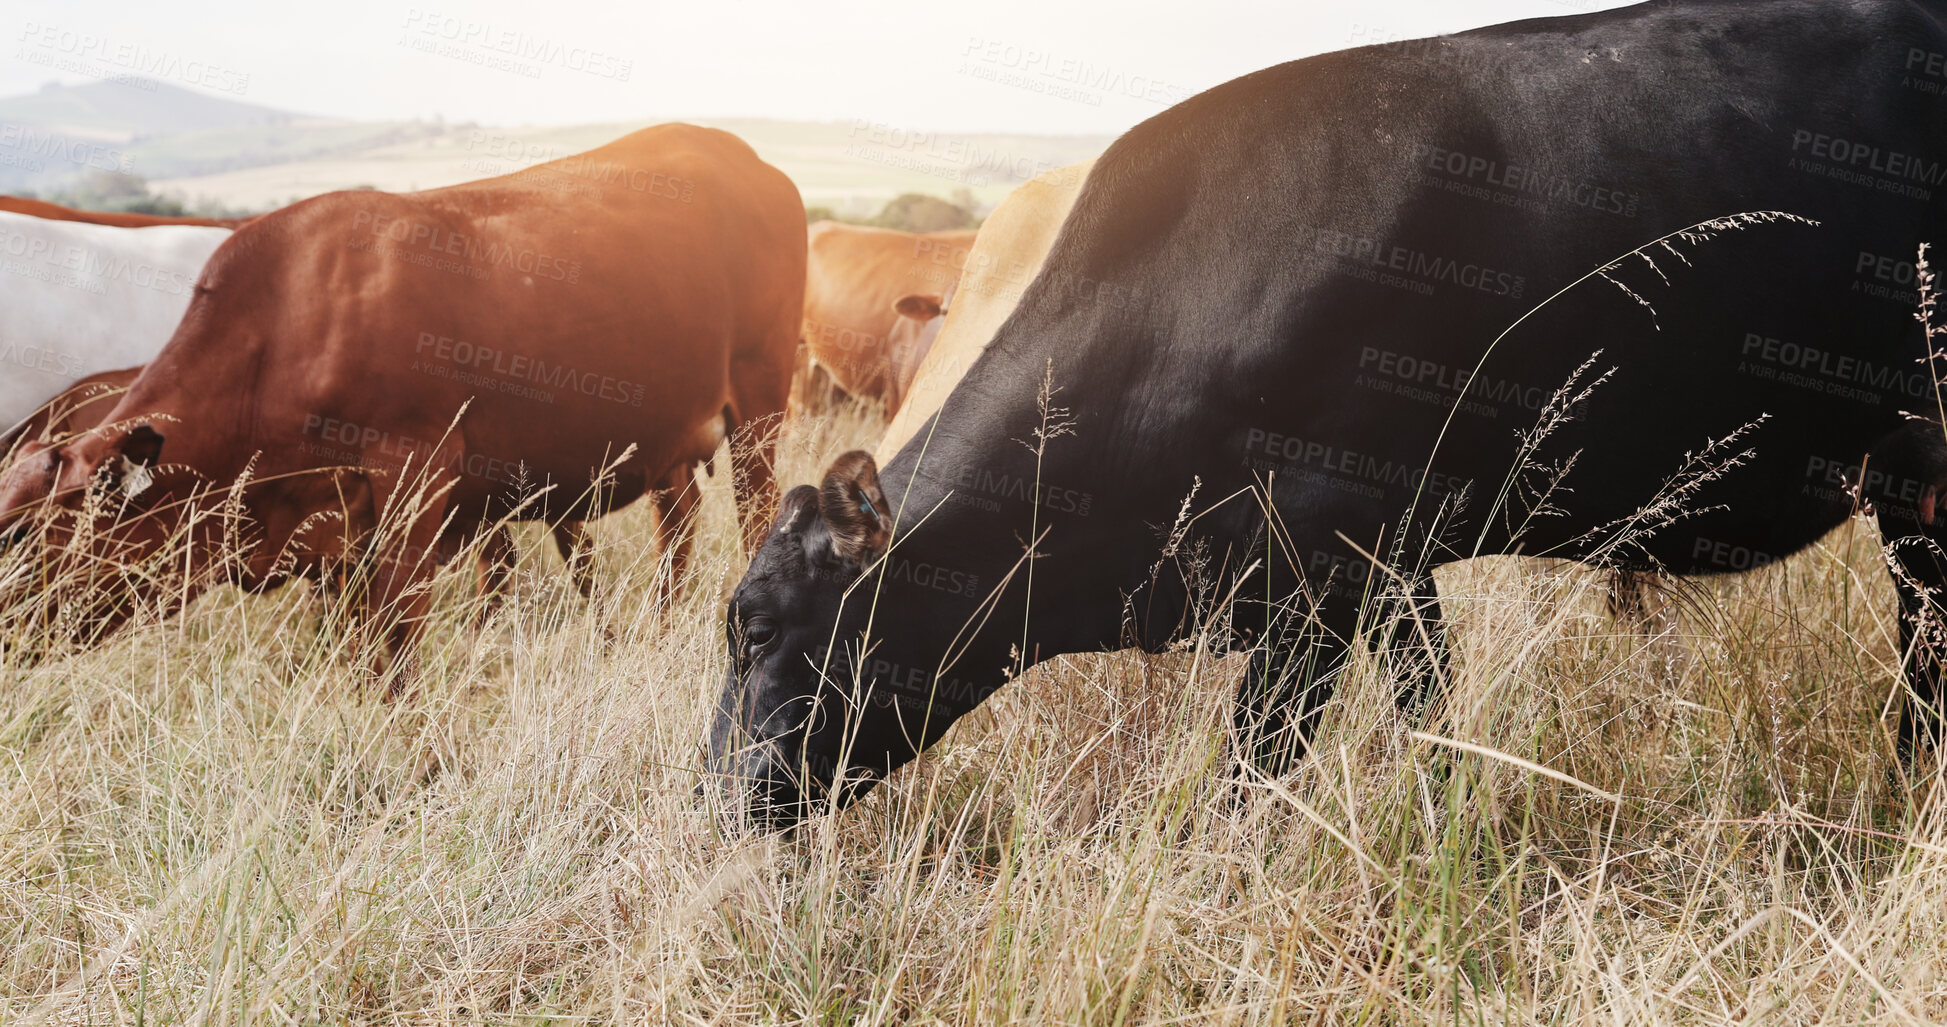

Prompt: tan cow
[
  {"left": 878, "top": 160, "right": 1095, "bottom": 461},
  {"left": 799, "top": 222, "right": 977, "bottom": 416}
]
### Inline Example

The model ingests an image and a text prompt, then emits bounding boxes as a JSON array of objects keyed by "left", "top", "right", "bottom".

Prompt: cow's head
[
  {"left": 884, "top": 294, "right": 946, "bottom": 414},
  {"left": 0, "top": 423, "right": 174, "bottom": 639},
  {"left": 707, "top": 449, "right": 929, "bottom": 830}
]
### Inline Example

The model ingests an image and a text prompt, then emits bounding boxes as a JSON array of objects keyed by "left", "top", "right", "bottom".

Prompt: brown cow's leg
[
  {"left": 729, "top": 428, "right": 775, "bottom": 555},
  {"left": 732, "top": 316, "right": 794, "bottom": 550},
  {"left": 652, "top": 469, "right": 702, "bottom": 610},
  {"left": 551, "top": 520, "right": 595, "bottom": 597},
  {"left": 474, "top": 525, "right": 516, "bottom": 626},
  {"left": 787, "top": 344, "right": 818, "bottom": 420},
  {"left": 728, "top": 388, "right": 786, "bottom": 554},
  {"left": 361, "top": 479, "right": 454, "bottom": 698}
]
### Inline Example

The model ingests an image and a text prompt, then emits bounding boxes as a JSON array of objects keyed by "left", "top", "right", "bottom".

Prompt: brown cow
[
  {"left": 0, "top": 123, "right": 804, "bottom": 673},
  {"left": 0, "top": 195, "right": 250, "bottom": 229},
  {"left": 2, "top": 368, "right": 593, "bottom": 613},
  {"left": 797, "top": 222, "right": 977, "bottom": 416}
]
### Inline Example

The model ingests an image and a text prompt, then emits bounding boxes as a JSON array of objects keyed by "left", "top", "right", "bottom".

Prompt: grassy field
[{"left": 4, "top": 396, "right": 1946, "bottom": 1024}]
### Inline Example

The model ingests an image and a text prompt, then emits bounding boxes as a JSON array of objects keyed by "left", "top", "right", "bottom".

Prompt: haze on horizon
[{"left": 6, "top": 0, "right": 1637, "bottom": 136}]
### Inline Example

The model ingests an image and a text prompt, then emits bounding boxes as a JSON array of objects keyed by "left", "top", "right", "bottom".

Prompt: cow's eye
[{"left": 745, "top": 616, "right": 778, "bottom": 650}]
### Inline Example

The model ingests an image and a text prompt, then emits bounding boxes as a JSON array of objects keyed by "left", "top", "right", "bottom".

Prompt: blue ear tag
[{"left": 858, "top": 493, "right": 881, "bottom": 526}]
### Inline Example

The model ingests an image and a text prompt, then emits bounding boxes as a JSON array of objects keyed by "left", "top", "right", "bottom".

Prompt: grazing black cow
[{"left": 709, "top": 0, "right": 1947, "bottom": 829}]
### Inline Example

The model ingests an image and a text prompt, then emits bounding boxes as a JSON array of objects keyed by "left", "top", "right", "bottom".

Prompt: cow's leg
[
  {"left": 1231, "top": 560, "right": 1443, "bottom": 774},
  {"left": 551, "top": 520, "right": 595, "bottom": 597},
  {"left": 473, "top": 525, "right": 516, "bottom": 627},
  {"left": 727, "top": 403, "right": 784, "bottom": 555},
  {"left": 1371, "top": 570, "right": 1448, "bottom": 717},
  {"left": 788, "top": 344, "right": 824, "bottom": 420},
  {"left": 652, "top": 468, "right": 702, "bottom": 610},
  {"left": 1870, "top": 422, "right": 1947, "bottom": 766},
  {"left": 1881, "top": 512, "right": 1947, "bottom": 765},
  {"left": 360, "top": 476, "right": 456, "bottom": 697},
  {"left": 731, "top": 322, "right": 794, "bottom": 553},
  {"left": 1886, "top": 543, "right": 1947, "bottom": 763},
  {"left": 1231, "top": 602, "right": 1351, "bottom": 775}
]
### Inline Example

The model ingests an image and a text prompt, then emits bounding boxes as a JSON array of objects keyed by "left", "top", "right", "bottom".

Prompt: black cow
[{"left": 709, "top": 0, "right": 1947, "bottom": 829}]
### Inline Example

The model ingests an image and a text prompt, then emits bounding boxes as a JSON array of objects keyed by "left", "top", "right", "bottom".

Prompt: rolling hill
[{"left": 0, "top": 79, "right": 1108, "bottom": 215}]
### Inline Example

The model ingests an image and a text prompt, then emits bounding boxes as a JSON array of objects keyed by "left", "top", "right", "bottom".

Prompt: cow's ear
[
  {"left": 113, "top": 424, "right": 165, "bottom": 502},
  {"left": 769, "top": 484, "right": 821, "bottom": 538},
  {"left": 818, "top": 450, "right": 889, "bottom": 563},
  {"left": 892, "top": 294, "right": 943, "bottom": 322}
]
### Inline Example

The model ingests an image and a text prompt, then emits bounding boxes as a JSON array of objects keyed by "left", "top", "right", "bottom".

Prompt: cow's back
[
  {"left": 877, "top": 0, "right": 1947, "bottom": 644},
  {"left": 116, "top": 123, "right": 805, "bottom": 527}
]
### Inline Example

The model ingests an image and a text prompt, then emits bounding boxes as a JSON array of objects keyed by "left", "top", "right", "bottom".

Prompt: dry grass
[{"left": 4, "top": 398, "right": 1947, "bottom": 1025}]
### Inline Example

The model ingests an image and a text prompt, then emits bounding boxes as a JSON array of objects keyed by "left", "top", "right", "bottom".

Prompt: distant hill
[
  {"left": 0, "top": 77, "right": 304, "bottom": 139},
  {"left": 0, "top": 78, "right": 316, "bottom": 191},
  {"left": 0, "top": 79, "right": 1109, "bottom": 215}
]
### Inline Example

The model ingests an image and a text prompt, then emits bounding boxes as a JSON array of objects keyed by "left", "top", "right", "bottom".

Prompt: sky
[{"left": 5, "top": 0, "right": 1640, "bottom": 134}]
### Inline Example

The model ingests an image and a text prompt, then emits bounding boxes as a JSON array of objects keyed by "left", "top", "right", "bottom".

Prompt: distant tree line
[
  {"left": 30, "top": 169, "right": 981, "bottom": 231},
  {"left": 20, "top": 170, "right": 273, "bottom": 219}
]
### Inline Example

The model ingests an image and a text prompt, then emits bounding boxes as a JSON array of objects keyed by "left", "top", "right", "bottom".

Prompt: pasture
[{"left": 5, "top": 396, "right": 1944, "bottom": 1023}]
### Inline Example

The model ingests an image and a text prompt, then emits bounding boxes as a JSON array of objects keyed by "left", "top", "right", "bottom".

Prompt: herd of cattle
[
  {"left": 0, "top": 126, "right": 1063, "bottom": 663},
  {"left": 5, "top": 0, "right": 1947, "bottom": 830}
]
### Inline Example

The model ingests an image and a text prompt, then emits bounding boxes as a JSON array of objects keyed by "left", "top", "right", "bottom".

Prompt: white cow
[{"left": 0, "top": 211, "right": 230, "bottom": 436}]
